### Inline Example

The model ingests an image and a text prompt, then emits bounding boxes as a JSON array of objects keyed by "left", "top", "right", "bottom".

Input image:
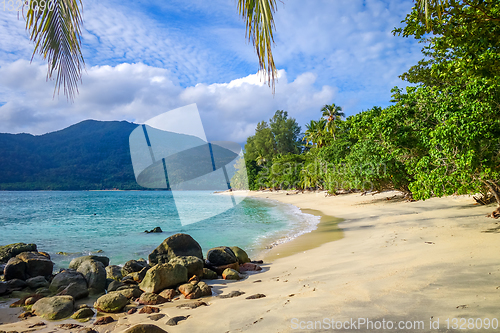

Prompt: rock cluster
[{"left": 0, "top": 233, "right": 263, "bottom": 328}]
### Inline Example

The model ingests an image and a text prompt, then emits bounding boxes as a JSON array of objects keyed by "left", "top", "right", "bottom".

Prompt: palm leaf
[
  {"left": 415, "top": 0, "right": 447, "bottom": 29},
  {"left": 25, "top": 0, "right": 85, "bottom": 101},
  {"left": 238, "top": 0, "right": 278, "bottom": 92}
]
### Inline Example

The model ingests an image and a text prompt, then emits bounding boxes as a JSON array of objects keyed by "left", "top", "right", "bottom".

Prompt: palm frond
[
  {"left": 238, "top": 0, "right": 278, "bottom": 92},
  {"left": 415, "top": 0, "right": 447, "bottom": 29},
  {"left": 25, "top": 0, "right": 85, "bottom": 101}
]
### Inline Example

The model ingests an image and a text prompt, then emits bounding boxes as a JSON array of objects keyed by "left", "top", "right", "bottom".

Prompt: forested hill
[{"left": 0, "top": 120, "right": 142, "bottom": 190}]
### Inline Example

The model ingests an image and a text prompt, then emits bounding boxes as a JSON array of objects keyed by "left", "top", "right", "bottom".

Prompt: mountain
[{"left": 0, "top": 120, "right": 142, "bottom": 190}]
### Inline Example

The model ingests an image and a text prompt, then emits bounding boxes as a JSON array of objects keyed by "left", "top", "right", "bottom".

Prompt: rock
[
  {"left": 16, "top": 252, "right": 53, "bottom": 278},
  {"left": 178, "top": 281, "right": 211, "bottom": 299},
  {"left": 28, "top": 321, "right": 47, "bottom": 328},
  {"left": 77, "top": 260, "right": 106, "bottom": 294},
  {"left": 6, "top": 278, "right": 27, "bottom": 290},
  {"left": 197, "top": 281, "right": 212, "bottom": 296},
  {"left": 105, "top": 265, "right": 123, "bottom": 281},
  {"left": 145, "top": 227, "right": 163, "bottom": 233},
  {"left": 219, "top": 290, "right": 245, "bottom": 299},
  {"left": 49, "top": 270, "right": 88, "bottom": 296},
  {"left": 148, "top": 233, "right": 203, "bottom": 265},
  {"left": 251, "top": 260, "right": 264, "bottom": 264},
  {"left": 138, "top": 306, "right": 159, "bottom": 314},
  {"left": 202, "top": 268, "right": 218, "bottom": 280},
  {"left": 166, "top": 315, "right": 190, "bottom": 326},
  {"left": 32, "top": 295, "right": 74, "bottom": 320},
  {"left": 71, "top": 307, "right": 95, "bottom": 319},
  {"left": 121, "top": 275, "right": 138, "bottom": 285},
  {"left": 222, "top": 268, "right": 241, "bottom": 280},
  {"left": 69, "top": 255, "right": 109, "bottom": 270},
  {"left": 18, "top": 311, "right": 35, "bottom": 319},
  {"left": 158, "top": 289, "right": 177, "bottom": 300},
  {"left": 138, "top": 292, "right": 168, "bottom": 305},
  {"left": 206, "top": 246, "right": 238, "bottom": 266},
  {"left": 121, "top": 259, "right": 149, "bottom": 276},
  {"left": 26, "top": 276, "right": 49, "bottom": 289},
  {"left": 246, "top": 293, "right": 266, "bottom": 299},
  {"left": 0, "top": 243, "right": 37, "bottom": 263},
  {"left": 36, "top": 287, "right": 51, "bottom": 296},
  {"left": 79, "top": 327, "right": 98, "bottom": 333},
  {"left": 138, "top": 263, "right": 188, "bottom": 293},
  {"left": 168, "top": 256, "right": 204, "bottom": 278},
  {"left": 25, "top": 297, "right": 38, "bottom": 305},
  {"left": 230, "top": 246, "right": 250, "bottom": 264},
  {"left": 239, "top": 263, "right": 262, "bottom": 272},
  {"left": 57, "top": 281, "right": 89, "bottom": 300},
  {"left": 0, "top": 282, "right": 7, "bottom": 295},
  {"left": 94, "top": 316, "right": 114, "bottom": 325},
  {"left": 58, "top": 323, "right": 83, "bottom": 329},
  {"left": 148, "top": 313, "right": 165, "bottom": 321},
  {"left": 107, "top": 280, "right": 125, "bottom": 292},
  {"left": 128, "top": 266, "right": 149, "bottom": 282},
  {"left": 4, "top": 257, "right": 26, "bottom": 280},
  {"left": 93, "top": 291, "right": 128, "bottom": 313},
  {"left": 122, "top": 324, "right": 168, "bottom": 333},
  {"left": 116, "top": 286, "right": 143, "bottom": 299},
  {"left": 127, "top": 307, "right": 138, "bottom": 314},
  {"left": 176, "top": 301, "right": 207, "bottom": 309},
  {"left": 212, "top": 262, "right": 240, "bottom": 276}
]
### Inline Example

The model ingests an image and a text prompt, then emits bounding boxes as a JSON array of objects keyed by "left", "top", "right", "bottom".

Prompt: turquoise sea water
[{"left": 0, "top": 191, "right": 319, "bottom": 269}]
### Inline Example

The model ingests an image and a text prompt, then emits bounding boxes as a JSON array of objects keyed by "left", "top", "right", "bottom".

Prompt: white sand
[{"left": 2, "top": 190, "right": 499, "bottom": 332}]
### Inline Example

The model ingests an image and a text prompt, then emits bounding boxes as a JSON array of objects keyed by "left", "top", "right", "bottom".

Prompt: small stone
[
  {"left": 71, "top": 307, "right": 95, "bottom": 319},
  {"left": 165, "top": 315, "right": 190, "bottom": 326},
  {"left": 148, "top": 313, "right": 165, "bottom": 321},
  {"left": 24, "top": 297, "right": 38, "bottom": 306},
  {"left": 58, "top": 323, "right": 83, "bottom": 329},
  {"left": 158, "top": 289, "right": 177, "bottom": 300},
  {"left": 219, "top": 290, "right": 245, "bottom": 299},
  {"left": 138, "top": 292, "right": 168, "bottom": 305},
  {"left": 176, "top": 301, "right": 208, "bottom": 309},
  {"left": 138, "top": 306, "right": 160, "bottom": 314},
  {"left": 93, "top": 316, "right": 114, "bottom": 325},
  {"left": 222, "top": 268, "right": 241, "bottom": 280},
  {"left": 28, "top": 321, "right": 46, "bottom": 328},
  {"left": 127, "top": 307, "right": 138, "bottom": 314},
  {"left": 78, "top": 328, "right": 98, "bottom": 333},
  {"left": 18, "top": 312, "right": 35, "bottom": 319},
  {"left": 122, "top": 324, "right": 168, "bottom": 333},
  {"left": 246, "top": 293, "right": 266, "bottom": 299},
  {"left": 202, "top": 268, "right": 218, "bottom": 280},
  {"left": 239, "top": 263, "right": 262, "bottom": 272}
]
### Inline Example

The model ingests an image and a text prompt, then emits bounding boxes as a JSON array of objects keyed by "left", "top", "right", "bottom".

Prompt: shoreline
[{"left": 2, "top": 190, "right": 500, "bottom": 332}]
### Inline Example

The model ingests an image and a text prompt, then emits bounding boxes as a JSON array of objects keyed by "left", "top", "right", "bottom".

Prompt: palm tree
[
  {"left": 303, "top": 119, "right": 327, "bottom": 148},
  {"left": 321, "top": 103, "right": 344, "bottom": 141},
  {"left": 22, "top": 0, "right": 441, "bottom": 100}
]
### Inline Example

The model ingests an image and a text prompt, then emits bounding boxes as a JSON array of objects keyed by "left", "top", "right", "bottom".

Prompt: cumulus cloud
[{"left": 0, "top": 61, "right": 335, "bottom": 142}]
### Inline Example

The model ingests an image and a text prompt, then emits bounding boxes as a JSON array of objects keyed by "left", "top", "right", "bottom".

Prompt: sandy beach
[{"left": 1, "top": 190, "right": 500, "bottom": 332}]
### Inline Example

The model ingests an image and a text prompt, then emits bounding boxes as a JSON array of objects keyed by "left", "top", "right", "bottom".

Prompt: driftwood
[{"left": 486, "top": 207, "right": 500, "bottom": 219}]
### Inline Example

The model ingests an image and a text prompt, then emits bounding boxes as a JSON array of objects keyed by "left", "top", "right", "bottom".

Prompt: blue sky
[{"left": 0, "top": 0, "right": 422, "bottom": 142}]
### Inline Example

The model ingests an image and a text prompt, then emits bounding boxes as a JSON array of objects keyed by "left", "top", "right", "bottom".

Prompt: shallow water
[{"left": 0, "top": 191, "right": 319, "bottom": 269}]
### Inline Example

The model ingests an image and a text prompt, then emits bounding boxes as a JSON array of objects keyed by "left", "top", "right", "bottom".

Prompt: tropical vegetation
[{"left": 232, "top": 1, "right": 500, "bottom": 212}]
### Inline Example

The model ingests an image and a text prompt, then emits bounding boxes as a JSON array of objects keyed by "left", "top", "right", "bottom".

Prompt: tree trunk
[{"left": 483, "top": 180, "right": 500, "bottom": 207}]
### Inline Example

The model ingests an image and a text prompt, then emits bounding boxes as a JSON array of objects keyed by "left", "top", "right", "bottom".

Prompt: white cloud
[{"left": 0, "top": 61, "right": 335, "bottom": 142}]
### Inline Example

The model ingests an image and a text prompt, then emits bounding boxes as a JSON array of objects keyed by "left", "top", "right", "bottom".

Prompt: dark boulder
[
  {"left": 49, "top": 270, "right": 88, "bottom": 299},
  {"left": 206, "top": 246, "right": 238, "bottom": 266},
  {"left": 145, "top": 227, "right": 163, "bottom": 233},
  {"left": 148, "top": 233, "right": 203, "bottom": 265},
  {"left": 121, "top": 259, "right": 148, "bottom": 276},
  {"left": 56, "top": 281, "right": 89, "bottom": 300},
  {"left": 122, "top": 324, "right": 168, "bottom": 333},
  {"left": 4, "top": 257, "right": 26, "bottom": 280},
  {"left": 6, "top": 278, "right": 27, "bottom": 290},
  {"left": 69, "top": 255, "right": 109, "bottom": 270},
  {"left": 26, "top": 276, "right": 49, "bottom": 289},
  {"left": 77, "top": 260, "right": 106, "bottom": 295},
  {"left": 17, "top": 252, "right": 53, "bottom": 278},
  {"left": 0, "top": 243, "right": 37, "bottom": 263}
]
